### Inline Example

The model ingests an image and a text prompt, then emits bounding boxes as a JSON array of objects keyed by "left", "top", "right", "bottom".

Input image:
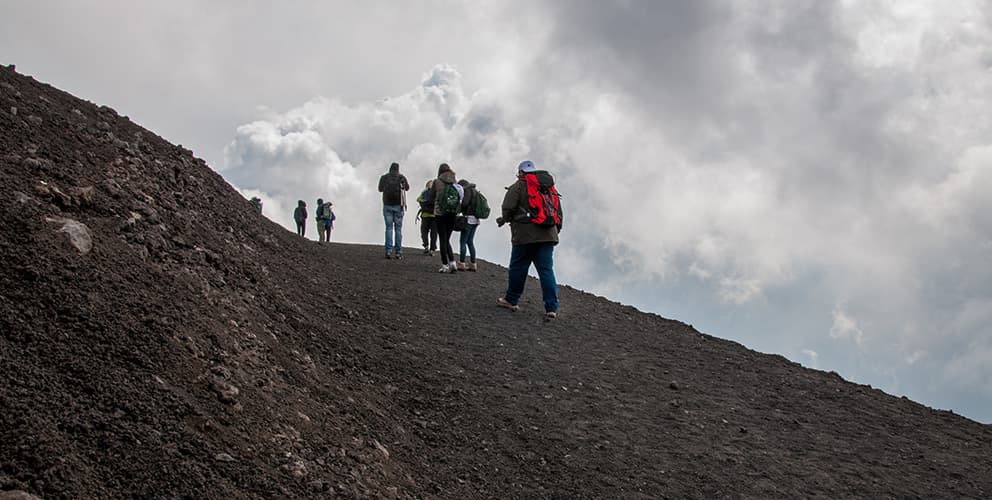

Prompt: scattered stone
[
  {"left": 285, "top": 460, "right": 308, "bottom": 478},
  {"left": 214, "top": 453, "right": 235, "bottom": 462},
  {"left": 9, "top": 106, "right": 16, "bottom": 116},
  {"left": 69, "top": 186, "right": 96, "bottom": 207},
  {"left": 307, "top": 480, "right": 330, "bottom": 492},
  {"left": 26, "top": 115, "right": 42, "bottom": 126},
  {"left": 209, "top": 378, "right": 240, "bottom": 404},
  {"left": 669, "top": 381, "right": 680, "bottom": 391},
  {"left": 0, "top": 492, "right": 41, "bottom": 500},
  {"left": 373, "top": 439, "right": 390, "bottom": 460},
  {"left": 45, "top": 216, "right": 93, "bottom": 254}
]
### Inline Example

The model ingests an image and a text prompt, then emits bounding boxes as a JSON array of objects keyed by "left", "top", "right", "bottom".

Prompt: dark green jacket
[{"left": 501, "top": 171, "right": 560, "bottom": 246}]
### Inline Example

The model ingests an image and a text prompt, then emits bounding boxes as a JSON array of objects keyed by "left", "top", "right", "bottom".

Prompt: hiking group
[
  {"left": 294, "top": 198, "right": 336, "bottom": 242},
  {"left": 288, "top": 159, "right": 563, "bottom": 320},
  {"left": 379, "top": 160, "right": 563, "bottom": 320}
]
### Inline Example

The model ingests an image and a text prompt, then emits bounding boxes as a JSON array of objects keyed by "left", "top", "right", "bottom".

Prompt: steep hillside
[{"left": 1, "top": 65, "right": 990, "bottom": 498}]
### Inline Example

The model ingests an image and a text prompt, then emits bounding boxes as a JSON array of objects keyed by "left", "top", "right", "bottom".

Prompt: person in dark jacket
[
  {"left": 433, "top": 163, "right": 461, "bottom": 273},
  {"left": 496, "top": 160, "right": 562, "bottom": 319},
  {"left": 378, "top": 162, "right": 410, "bottom": 259},
  {"left": 457, "top": 179, "right": 480, "bottom": 271},
  {"left": 293, "top": 200, "right": 307, "bottom": 237},
  {"left": 417, "top": 180, "right": 438, "bottom": 255}
]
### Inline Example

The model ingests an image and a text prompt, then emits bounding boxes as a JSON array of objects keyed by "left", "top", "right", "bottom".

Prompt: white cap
[{"left": 518, "top": 160, "right": 536, "bottom": 173}]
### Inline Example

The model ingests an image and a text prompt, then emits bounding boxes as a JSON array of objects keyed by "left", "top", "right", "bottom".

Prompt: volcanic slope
[{"left": 2, "top": 65, "right": 991, "bottom": 499}]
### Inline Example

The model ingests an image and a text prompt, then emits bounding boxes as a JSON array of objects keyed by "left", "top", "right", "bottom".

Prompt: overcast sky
[{"left": 4, "top": 0, "right": 991, "bottom": 423}]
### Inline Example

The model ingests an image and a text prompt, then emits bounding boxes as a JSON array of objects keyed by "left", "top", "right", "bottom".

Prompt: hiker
[
  {"left": 416, "top": 180, "right": 438, "bottom": 256},
  {"left": 250, "top": 196, "right": 263, "bottom": 214},
  {"left": 433, "top": 163, "right": 463, "bottom": 273},
  {"left": 293, "top": 200, "right": 307, "bottom": 237},
  {"left": 378, "top": 162, "right": 410, "bottom": 259},
  {"left": 495, "top": 160, "right": 563, "bottom": 320},
  {"left": 315, "top": 198, "right": 334, "bottom": 243},
  {"left": 456, "top": 179, "right": 480, "bottom": 271}
]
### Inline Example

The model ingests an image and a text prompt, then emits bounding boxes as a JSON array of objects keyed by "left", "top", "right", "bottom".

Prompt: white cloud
[{"left": 830, "top": 306, "right": 865, "bottom": 346}]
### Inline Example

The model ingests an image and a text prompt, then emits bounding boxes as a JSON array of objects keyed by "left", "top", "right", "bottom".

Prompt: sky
[{"left": 3, "top": 0, "right": 991, "bottom": 424}]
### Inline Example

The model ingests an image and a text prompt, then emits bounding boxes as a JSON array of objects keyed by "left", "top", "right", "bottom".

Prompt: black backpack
[{"left": 381, "top": 174, "right": 404, "bottom": 205}]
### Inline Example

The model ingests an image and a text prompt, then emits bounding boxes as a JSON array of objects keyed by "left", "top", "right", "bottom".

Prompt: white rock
[{"left": 45, "top": 216, "right": 93, "bottom": 254}]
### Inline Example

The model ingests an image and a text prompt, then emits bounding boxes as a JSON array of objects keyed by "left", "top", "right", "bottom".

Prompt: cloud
[
  {"left": 220, "top": 65, "right": 540, "bottom": 250},
  {"left": 829, "top": 306, "right": 865, "bottom": 345}
]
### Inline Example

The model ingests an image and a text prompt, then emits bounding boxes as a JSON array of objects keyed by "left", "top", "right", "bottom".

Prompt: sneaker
[
  {"left": 384, "top": 253, "right": 392, "bottom": 259},
  {"left": 394, "top": 253, "right": 403, "bottom": 260},
  {"left": 422, "top": 248, "right": 430, "bottom": 255},
  {"left": 429, "top": 250, "right": 435, "bottom": 256},
  {"left": 496, "top": 297, "right": 519, "bottom": 312},
  {"left": 545, "top": 311, "right": 557, "bottom": 320},
  {"left": 438, "top": 264, "right": 450, "bottom": 273}
]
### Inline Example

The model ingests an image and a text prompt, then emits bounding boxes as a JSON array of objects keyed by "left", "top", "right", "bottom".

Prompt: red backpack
[{"left": 523, "top": 172, "right": 562, "bottom": 227}]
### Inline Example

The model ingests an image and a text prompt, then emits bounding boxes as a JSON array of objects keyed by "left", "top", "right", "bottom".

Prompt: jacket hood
[
  {"left": 438, "top": 170, "right": 457, "bottom": 184},
  {"left": 388, "top": 162, "right": 400, "bottom": 174}
]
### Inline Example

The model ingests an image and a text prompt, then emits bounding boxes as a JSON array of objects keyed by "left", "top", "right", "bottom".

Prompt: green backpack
[
  {"left": 474, "top": 190, "right": 491, "bottom": 219},
  {"left": 438, "top": 183, "right": 462, "bottom": 215}
]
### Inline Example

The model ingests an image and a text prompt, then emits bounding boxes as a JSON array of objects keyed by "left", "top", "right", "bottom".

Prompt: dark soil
[{"left": 2, "top": 64, "right": 991, "bottom": 499}]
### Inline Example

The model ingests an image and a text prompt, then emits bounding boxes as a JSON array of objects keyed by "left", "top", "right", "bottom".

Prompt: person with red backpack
[{"left": 495, "top": 160, "right": 562, "bottom": 320}]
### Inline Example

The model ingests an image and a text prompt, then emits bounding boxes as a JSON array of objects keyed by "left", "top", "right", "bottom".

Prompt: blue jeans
[
  {"left": 459, "top": 223, "right": 478, "bottom": 263},
  {"left": 504, "top": 242, "right": 558, "bottom": 313},
  {"left": 383, "top": 205, "right": 404, "bottom": 254}
]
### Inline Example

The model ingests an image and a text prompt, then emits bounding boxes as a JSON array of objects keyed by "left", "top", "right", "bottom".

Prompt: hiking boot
[
  {"left": 422, "top": 248, "right": 430, "bottom": 255},
  {"left": 457, "top": 262, "right": 468, "bottom": 271},
  {"left": 430, "top": 250, "right": 435, "bottom": 256},
  {"left": 496, "top": 297, "right": 519, "bottom": 312},
  {"left": 384, "top": 253, "right": 392, "bottom": 259},
  {"left": 394, "top": 253, "right": 403, "bottom": 260},
  {"left": 469, "top": 262, "right": 478, "bottom": 272},
  {"left": 545, "top": 311, "right": 557, "bottom": 320}
]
